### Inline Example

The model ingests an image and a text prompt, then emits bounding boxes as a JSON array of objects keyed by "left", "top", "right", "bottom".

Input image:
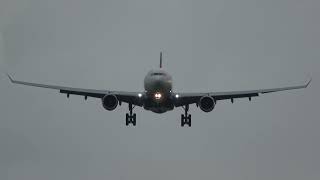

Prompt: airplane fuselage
[{"left": 143, "top": 69, "right": 174, "bottom": 113}]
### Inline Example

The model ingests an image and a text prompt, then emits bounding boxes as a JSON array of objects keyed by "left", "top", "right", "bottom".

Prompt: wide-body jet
[{"left": 7, "top": 53, "right": 311, "bottom": 127}]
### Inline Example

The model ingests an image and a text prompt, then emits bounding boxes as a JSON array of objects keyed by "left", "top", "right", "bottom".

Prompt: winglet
[
  {"left": 6, "top": 73, "right": 14, "bottom": 83},
  {"left": 160, "top": 52, "right": 162, "bottom": 68},
  {"left": 305, "top": 76, "right": 312, "bottom": 88}
]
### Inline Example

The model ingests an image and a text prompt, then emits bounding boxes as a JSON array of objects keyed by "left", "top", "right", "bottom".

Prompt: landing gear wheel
[
  {"left": 180, "top": 105, "right": 192, "bottom": 127},
  {"left": 125, "top": 103, "right": 137, "bottom": 126},
  {"left": 132, "top": 114, "right": 137, "bottom": 126},
  {"left": 181, "top": 114, "right": 184, "bottom": 127},
  {"left": 180, "top": 114, "right": 192, "bottom": 127},
  {"left": 187, "top": 114, "right": 191, "bottom": 127},
  {"left": 126, "top": 113, "right": 129, "bottom": 126},
  {"left": 125, "top": 113, "right": 136, "bottom": 126}
]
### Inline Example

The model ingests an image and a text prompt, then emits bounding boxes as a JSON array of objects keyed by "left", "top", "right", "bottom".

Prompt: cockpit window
[{"left": 152, "top": 72, "right": 164, "bottom": 76}]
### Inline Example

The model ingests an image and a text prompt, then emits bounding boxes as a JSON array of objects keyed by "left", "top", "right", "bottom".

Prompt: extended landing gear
[
  {"left": 181, "top": 105, "right": 191, "bottom": 127},
  {"left": 126, "top": 103, "right": 136, "bottom": 126}
]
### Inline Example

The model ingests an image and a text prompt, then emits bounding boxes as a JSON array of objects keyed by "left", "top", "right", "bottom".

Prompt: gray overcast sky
[{"left": 0, "top": 0, "right": 319, "bottom": 179}]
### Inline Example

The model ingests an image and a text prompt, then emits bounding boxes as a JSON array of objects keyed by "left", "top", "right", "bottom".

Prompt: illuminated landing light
[
  {"left": 175, "top": 94, "right": 179, "bottom": 98},
  {"left": 138, "top": 93, "right": 142, "bottom": 98},
  {"left": 154, "top": 92, "right": 162, "bottom": 100}
]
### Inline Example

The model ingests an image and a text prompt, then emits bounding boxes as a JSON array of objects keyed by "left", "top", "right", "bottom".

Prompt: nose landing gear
[
  {"left": 126, "top": 103, "right": 136, "bottom": 126},
  {"left": 181, "top": 104, "right": 191, "bottom": 127}
]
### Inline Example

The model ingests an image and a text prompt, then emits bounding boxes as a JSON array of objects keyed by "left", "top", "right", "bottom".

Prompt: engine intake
[
  {"left": 199, "top": 96, "right": 215, "bottom": 112},
  {"left": 102, "top": 94, "right": 118, "bottom": 111}
]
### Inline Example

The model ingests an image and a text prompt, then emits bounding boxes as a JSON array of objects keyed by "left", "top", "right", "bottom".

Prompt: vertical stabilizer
[
  {"left": 160, "top": 52, "right": 162, "bottom": 68},
  {"left": 0, "top": 32, "right": 5, "bottom": 72}
]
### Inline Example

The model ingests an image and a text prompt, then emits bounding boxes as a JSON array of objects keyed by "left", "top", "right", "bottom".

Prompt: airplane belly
[
  {"left": 148, "top": 107, "right": 170, "bottom": 114},
  {"left": 143, "top": 96, "right": 174, "bottom": 114}
]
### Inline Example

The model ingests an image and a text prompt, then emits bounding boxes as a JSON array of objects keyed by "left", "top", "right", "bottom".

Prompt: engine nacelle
[
  {"left": 102, "top": 94, "right": 118, "bottom": 111},
  {"left": 199, "top": 96, "right": 215, "bottom": 112}
]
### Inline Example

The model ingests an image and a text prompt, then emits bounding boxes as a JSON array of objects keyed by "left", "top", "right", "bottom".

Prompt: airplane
[{"left": 7, "top": 52, "right": 311, "bottom": 127}]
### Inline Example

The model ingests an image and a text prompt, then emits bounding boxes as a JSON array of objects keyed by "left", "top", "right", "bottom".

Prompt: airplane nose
[
  {"left": 153, "top": 77, "right": 165, "bottom": 88},
  {"left": 154, "top": 79, "right": 162, "bottom": 86}
]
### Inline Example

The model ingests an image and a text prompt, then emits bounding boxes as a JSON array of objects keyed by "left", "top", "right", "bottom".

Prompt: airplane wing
[
  {"left": 174, "top": 78, "right": 312, "bottom": 107},
  {"left": 7, "top": 74, "right": 143, "bottom": 106}
]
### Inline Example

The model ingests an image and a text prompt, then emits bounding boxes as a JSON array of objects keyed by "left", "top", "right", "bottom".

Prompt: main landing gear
[
  {"left": 126, "top": 103, "right": 136, "bottom": 126},
  {"left": 181, "top": 104, "right": 191, "bottom": 127}
]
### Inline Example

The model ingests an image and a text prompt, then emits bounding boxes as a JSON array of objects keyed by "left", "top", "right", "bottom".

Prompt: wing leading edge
[
  {"left": 7, "top": 74, "right": 311, "bottom": 108},
  {"left": 7, "top": 74, "right": 143, "bottom": 106},
  {"left": 175, "top": 78, "right": 311, "bottom": 107}
]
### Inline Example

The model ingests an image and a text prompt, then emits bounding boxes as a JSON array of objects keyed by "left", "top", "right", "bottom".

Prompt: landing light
[
  {"left": 175, "top": 94, "right": 179, "bottom": 98},
  {"left": 155, "top": 93, "right": 162, "bottom": 100},
  {"left": 138, "top": 93, "right": 142, "bottom": 98}
]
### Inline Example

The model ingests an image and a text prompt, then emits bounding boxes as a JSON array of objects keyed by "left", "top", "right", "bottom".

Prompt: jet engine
[
  {"left": 199, "top": 96, "right": 215, "bottom": 112},
  {"left": 102, "top": 94, "right": 118, "bottom": 111}
]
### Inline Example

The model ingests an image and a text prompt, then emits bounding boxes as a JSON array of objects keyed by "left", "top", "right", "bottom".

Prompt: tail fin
[{"left": 160, "top": 52, "right": 162, "bottom": 68}]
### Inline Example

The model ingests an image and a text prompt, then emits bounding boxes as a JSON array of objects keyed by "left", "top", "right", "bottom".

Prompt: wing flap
[
  {"left": 175, "top": 77, "right": 311, "bottom": 106},
  {"left": 7, "top": 74, "right": 107, "bottom": 95},
  {"left": 212, "top": 78, "right": 311, "bottom": 97},
  {"left": 213, "top": 93, "right": 259, "bottom": 100},
  {"left": 7, "top": 74, "right": 143, "bottom": 106}
]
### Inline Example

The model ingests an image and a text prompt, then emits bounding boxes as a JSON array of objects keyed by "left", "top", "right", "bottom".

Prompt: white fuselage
[{"left": 143, "top": 69, "right": 174, "bottom": 113}]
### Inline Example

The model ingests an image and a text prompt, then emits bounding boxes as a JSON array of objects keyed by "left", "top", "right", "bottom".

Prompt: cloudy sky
[{"left": 0, "top": 0, "right": 319, "bottom": 179}]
